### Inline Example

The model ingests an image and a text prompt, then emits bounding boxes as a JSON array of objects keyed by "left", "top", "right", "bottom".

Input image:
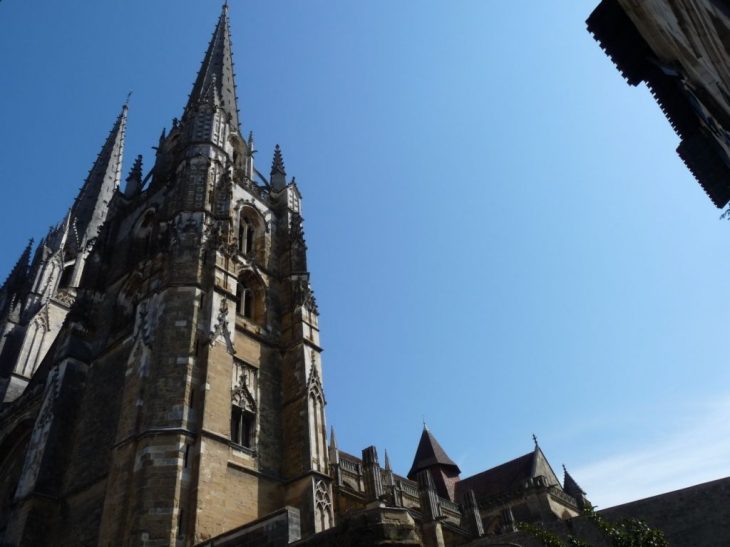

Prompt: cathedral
[{"left": 0, "top": 5, "right": 728, "bottom": 547}]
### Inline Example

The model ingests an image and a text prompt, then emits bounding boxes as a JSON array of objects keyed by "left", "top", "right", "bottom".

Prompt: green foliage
[
  {"left": 517, "top": 521, "right": 591, "bottom": 547},
  {"left": 581, "top": 506, "right": 668, "bottom": 547},
  {"left": 517, "top": 506, "right": 668, "bottom": 547}
]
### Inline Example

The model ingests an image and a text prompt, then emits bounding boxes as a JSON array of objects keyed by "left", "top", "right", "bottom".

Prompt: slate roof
[
  {"left": 454, "top": 452, "right": 534, "bottom": 502},
  {"left": 407, "top": 428, "right": 461, "bottom": 480}
]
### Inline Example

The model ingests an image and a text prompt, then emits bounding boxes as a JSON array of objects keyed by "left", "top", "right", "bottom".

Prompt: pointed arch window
[
  {"left": 238, "top": 216, "right": 255, "bottom": 255},
  {"left": 234, "top": 271, "right": 264, "bottom": 323},
  {"left": 235, "top": 282, "right": 254, "bottom": 319},
  {"left": 231, "top": 361, "right": 257, "bottom": 449},
  {"left": 59, "top": 263, "right": 74, "bottom": 288},
  {"left": 230, "top": 406, "right": 255, "bottom": 448}
]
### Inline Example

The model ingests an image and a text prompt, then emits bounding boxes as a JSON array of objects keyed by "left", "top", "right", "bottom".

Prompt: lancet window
[
  {"left": 235, "top": 281, "right": 253, "bottom": 319},
  {"left": 231, "top": 361, "right": 257, "bottom": 449},
  {"left": 238, "top": 215, "right": 255, "bottom": 255},
  {"left": 234, "top": 271, "right": 264, "bottom": 323}
]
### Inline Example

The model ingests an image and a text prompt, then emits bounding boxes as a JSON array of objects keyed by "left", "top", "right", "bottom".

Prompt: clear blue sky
[{"left": 1, "top": 0, "right": 729, "bottom": 508}]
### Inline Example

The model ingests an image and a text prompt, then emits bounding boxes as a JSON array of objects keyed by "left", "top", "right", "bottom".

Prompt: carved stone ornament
[
  {"left": 293, "top": 279, "right": 319, "bottom": 315},
  {"left": 134, "top": 299, "right": 154, "bottom": 348},
  {"left": 53, "top": 289, "right": 76, "bottom": 308},
  {"left": 240, "top": 177, "right": 270, "bottom": 205},
  {"left": 170, "top": 213, "right": 203, "bottom": 247},
  {"left": 290, "top": 213, "right": 306, "bottom": 247},
  {"left": 231, "top": 363, "right": 257, "bottom": 411},
  {"left": 209, "top": 296, "right": 235, "bottom": 354},
  {"left": 15, "top": 363, "right": 65, "bottom": 500},
  {"left": 307, "top": 352, "right": 325, "bottom": 402}
]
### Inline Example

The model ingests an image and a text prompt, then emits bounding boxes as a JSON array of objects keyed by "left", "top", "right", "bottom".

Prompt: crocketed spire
[
  {"left": 186, "top": 4, "right": 240, "bottom": 130},
  {"left": 71, "top": 104, "right": 127, "bottom": 244},
  {"left": 270, "top": 144, "right": 287, "bottom": 191}
]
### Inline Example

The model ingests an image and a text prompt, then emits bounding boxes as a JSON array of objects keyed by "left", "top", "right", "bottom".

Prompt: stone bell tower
[
  {"left": 96, "top": 5, "right": 333, "bottom": 544},
  {"left": 0, "top": 5, "right": 331, "bottom": 547}
]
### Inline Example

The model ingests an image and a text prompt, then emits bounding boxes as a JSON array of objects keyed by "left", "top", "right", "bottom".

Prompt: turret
[
  {"left": 407, "top": 426, "right": 461, "bottom": 501},
  {"left": 563, "top": 465, "right": 591, "bottom": 511}
]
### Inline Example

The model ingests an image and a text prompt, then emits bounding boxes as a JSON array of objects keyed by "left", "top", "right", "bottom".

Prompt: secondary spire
[
  {"left": 71, "top": 104, "right": 128, "bottom": 244},
  {"left": 186, "top": 5, "right": 240, "bottom": 130}
]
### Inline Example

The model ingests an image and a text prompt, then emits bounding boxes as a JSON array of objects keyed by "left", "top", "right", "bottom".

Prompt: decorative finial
[
  {"left": 223, "top": 0, "right": 228, "bottom": 12},
  {"left": 422, "top": 416, "right": 428, "bottom": 430},
  {"left": 563, "top": 464, "right": 567, "bottom": 473},
  {"left": 125, "top": 90, "right": 133, "bottom": 107},
  {"left": 532, "top": 433, "right": 538, "bottom": 446}
]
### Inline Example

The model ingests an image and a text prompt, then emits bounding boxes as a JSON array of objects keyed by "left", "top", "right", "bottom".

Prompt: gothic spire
[
  {"left": 270, "top": 144, "right": 287, "bottom": 191},
  {"left": 71, "top": 104, "right": 128, "bottom": 245},
  {"left": 186, "top": 5, "right": 240, "bottom": 130}
]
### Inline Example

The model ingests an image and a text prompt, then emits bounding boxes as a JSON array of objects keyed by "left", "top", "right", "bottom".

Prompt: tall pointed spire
[
  {"left": 71, "top": 104, "right": 128, "bottom": 244},
  {"left": 186, "top": 5, "right": 240, "bottom": 130}
]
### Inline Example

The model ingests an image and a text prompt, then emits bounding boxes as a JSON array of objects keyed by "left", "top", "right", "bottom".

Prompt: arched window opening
[
  {"left": 238, "top": 216, "right": 255, "bottom": 255},
  {"left": 231, "top": 361, "right": 257, "bottom": 449},
  {"left": 235, "top": 272, "right": 264, "bottom": 323},
  {"left": 235, "top": 283, "right": 254, "bottom": 319},
  {"left": 131, "top": 210, "right": 156, "bottom": 261},
  {"left": 59, "top": 263, "right": 74, "bottom": 288},
  {"left": 230, "top": 405, "right": 255, "bottom": 448}
]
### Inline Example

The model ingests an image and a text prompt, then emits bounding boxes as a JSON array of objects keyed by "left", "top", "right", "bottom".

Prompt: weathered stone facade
[
  {"left": 0, "top": 6, "right": 330, "bottom": 546},
  {"left": 1, "top": 4, "right": 729, "bottom": 547}
]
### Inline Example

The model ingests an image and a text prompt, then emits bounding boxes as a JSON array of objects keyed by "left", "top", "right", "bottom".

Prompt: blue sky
[{"left": 1, "top": 1, "right": 729, "bottom": 508}]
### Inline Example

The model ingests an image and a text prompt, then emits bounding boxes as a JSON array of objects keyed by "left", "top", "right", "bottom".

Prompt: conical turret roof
[
  {"left": 563, "top": 465, "right": 587, "bottom": 496},
  {"left": 407, "top": 427, "right": 461, "bottom": 480},
  {"left": 186, "top": 4, "right": 240, "bottom": 130}
]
